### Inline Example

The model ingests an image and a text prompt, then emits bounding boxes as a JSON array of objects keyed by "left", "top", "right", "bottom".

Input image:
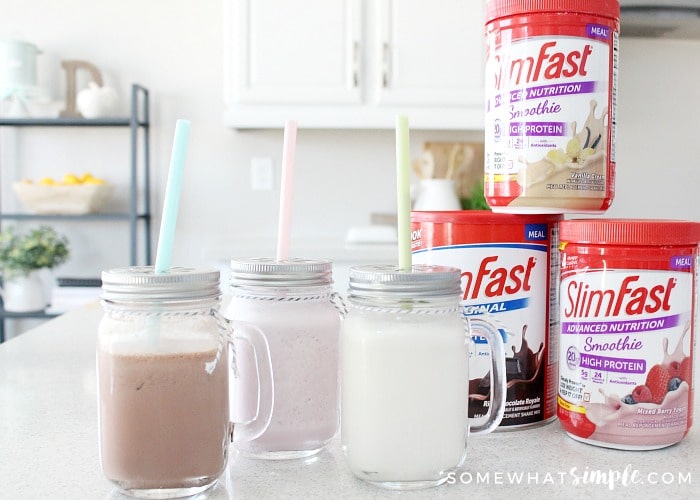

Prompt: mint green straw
[
  {"left": 395, "top": 115, "right": 412, "bottom": 272},
  {"left": 155, "top": 119, "right": 190, "bottom": 274}
]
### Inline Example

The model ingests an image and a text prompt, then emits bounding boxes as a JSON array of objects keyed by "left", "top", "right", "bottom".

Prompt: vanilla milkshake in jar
[
  {"left": 341, "top": 265, "right": 506, "bottom": 489},
  {"left": 484, "top": 0, "right": 620, "bottom": 213},
  {"left": 558, "top": 219, "right": 700, "bottom": 450},
  {"left": 225, "top": 258, "right": 341, "bottom": 459}
]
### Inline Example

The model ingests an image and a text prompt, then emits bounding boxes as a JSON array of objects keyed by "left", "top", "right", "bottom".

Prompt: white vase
[{"left": 1, "top": 269, "right": 49, "bottom": 312}]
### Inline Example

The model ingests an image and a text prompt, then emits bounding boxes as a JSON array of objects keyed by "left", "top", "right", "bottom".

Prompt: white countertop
[{"left": 0, "top": 303, "right": 698, "bottom": 499}]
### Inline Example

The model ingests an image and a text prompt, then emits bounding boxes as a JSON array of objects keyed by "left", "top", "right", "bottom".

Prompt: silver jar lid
[
  {"left": 348, "top": 264, "right": 462, "bottom": 299},
  {"left": 230, "top": 258, "right": 332, "bottom": 287},
  {"left": 101, "top": 266, "right": 221, "bottom": 302}
]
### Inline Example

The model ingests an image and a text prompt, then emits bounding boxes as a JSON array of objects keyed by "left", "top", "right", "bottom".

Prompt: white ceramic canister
[
  {"left": 225, "top": 258, "right": 341, "bottom": 459},
  {"left": 341, "top": 264, "right": 507, "bottom": 490},
  {"left": 0, "top": 39, "right": 40, "bottom": 97}
]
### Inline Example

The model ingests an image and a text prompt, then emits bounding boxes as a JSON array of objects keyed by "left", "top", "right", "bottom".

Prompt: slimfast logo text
[
  {"left": 563, "top": 275, "right": 676, "bottom": 319},
  {"left": 462, "top": 255, "right": 536, "bottom": 300},
  {"left": 493, "top": 40, "right": 593, "bottom": 90}
]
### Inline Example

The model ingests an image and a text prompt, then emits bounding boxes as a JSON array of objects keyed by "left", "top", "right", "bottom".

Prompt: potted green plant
[{"left": 0, "top": 225, "right": 69, "bottom": 312}]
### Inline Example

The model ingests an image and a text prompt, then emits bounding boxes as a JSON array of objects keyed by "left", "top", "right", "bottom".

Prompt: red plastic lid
[
  {"left": 560, "top": 219, "right": 700, "bottom": 246},
  {"left": 411, "top": 210, "right": 562, "bottom": 225},
  {"left": 486, "top": 0, "right": 620, "bottom": 24}
]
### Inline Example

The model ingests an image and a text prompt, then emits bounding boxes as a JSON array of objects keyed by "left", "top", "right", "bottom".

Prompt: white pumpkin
[{"left": 76, "top": 82, "right": 118, "bottom": 118}]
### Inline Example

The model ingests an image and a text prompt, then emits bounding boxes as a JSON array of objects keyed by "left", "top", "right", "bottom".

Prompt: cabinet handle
[
  {"left": 353, "top": 41, "right": 360, "bottom": 88},
  {"left": 382, "top": 42, "right": 391, "bottom": 88}
]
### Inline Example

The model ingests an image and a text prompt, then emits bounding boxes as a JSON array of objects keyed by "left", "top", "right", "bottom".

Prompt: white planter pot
[{"left": 1, "top": 269, "right": 49, "bottom": 312}]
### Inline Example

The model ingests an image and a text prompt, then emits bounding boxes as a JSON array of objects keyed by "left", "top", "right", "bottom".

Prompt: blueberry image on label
[
  {"left": 621, "top": 395, "right": 636, "bottom": 405},
  {"left": 668, "top": 377, "right": 682, "bottom": 392}
]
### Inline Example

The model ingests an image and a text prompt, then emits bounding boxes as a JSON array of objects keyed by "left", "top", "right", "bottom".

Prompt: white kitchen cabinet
[
  {"left": 223, "top": 0, "right": 485, "bottom": 130},
  {"left": 226, "top": 0, "right": 362, "bottom": 105},
  {"left": 375, "top": 0, "right": 484, "bottom": 107}
]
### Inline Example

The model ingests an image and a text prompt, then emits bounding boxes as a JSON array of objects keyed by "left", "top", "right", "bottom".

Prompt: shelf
[
  {"left": 0, "top": 117, "right": 147, "bottom": 127},
  {"left": 0, "top": 309, "right": 59, "bottom": 320},
  {"left": 0, "top": 84, "right": 151, "bottom": 342},
  {"left": 0, "top": 84, "right": 149, "bottom": 128},
  {"left": 0, "top": 213, "right": 150, "bottom": 221}
]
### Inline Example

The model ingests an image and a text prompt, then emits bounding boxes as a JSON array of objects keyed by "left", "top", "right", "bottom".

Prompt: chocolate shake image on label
[
  {"left": 412, "top": 211, "right": 561, "bottom": 429},
  {"left": 484, "top": 0, "right": 620, "bottom": 213},
  {"left": 470, "top": 324, "right": 547, "bottom": 423}
]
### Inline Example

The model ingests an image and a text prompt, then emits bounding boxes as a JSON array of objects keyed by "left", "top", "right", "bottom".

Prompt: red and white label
[
  {"left": 485, "top": 18, "right": 618, "bottom": 213},
  {"left": 558, "top": 264, "right": 694, "bottom": 449}
]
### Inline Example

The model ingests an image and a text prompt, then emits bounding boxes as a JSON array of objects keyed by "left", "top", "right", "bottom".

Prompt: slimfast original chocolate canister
[
  {"left": 412, "top": 211, "right": 561, "bottom": 429},
  {"left": 558, "top": 219, "right": 700, "bottom": 450},
  {"left": 484, "top": 0, "right": 620, "bottom": 213}
]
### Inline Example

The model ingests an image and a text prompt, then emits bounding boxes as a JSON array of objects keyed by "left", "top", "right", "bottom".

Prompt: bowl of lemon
[{"left": 13, "top": 173, "right": 115, "bottom": 214}]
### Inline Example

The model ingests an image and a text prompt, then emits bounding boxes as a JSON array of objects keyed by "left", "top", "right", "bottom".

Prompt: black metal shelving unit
[{"left": 0, "top": 84, "right": 151, "bottom": 342}]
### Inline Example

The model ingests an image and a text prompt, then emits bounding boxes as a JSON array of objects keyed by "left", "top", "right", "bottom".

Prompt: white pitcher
[{"left": 413, "top": 179, "right": 461, "bottom": 211}]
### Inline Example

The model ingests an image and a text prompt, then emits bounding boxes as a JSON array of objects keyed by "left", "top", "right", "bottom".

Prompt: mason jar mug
[
  {"left": 341, "top": 264, "right": 507, "bottom": 489},
  {"left": 97, "top": 266, "right": 273, "bottom": 498},
  {"left": 225, "top": 258, "right": 342, "bottom": 459}
]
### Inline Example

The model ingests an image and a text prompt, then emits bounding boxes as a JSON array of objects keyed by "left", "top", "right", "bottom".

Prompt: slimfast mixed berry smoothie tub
[
  {"left": 558, "top": 219, "right": 700, "bottom": 450},
  {"left": 411, "top": 211, "right": 561, "bottom": 429},
  {"left": 484, "top": 0, "right": 620, "bottom": 213}
]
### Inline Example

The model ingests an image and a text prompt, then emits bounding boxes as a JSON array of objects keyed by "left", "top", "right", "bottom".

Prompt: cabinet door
[
  {"left": 374, "top": 0, "right": 484, "bottom": 106},
  {"left": 226, "top": 0, "right": 362, "bottom": 104}
]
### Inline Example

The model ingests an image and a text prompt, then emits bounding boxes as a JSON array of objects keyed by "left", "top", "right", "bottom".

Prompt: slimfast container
[
  {"left": 558, "top": 219, "right": 700, "bottom": 450},
  {"left": 484, "top": 0, "right": 620, "bottom": 213},
  {"left": 411, "top": 211, "right": 561, "bottom": 429}
]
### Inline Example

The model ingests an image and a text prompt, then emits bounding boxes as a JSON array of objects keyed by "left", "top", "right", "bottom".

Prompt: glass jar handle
[
  {"left": 467, "top": 317, "right": 507, "bottom": 435},
  {"left": 228, "top": 319, "right": 275, "bottom": 442}
]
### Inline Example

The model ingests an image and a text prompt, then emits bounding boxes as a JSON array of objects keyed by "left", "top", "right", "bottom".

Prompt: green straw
[
  {"left": 395, "top": 115, "right": 411, "bottom": 272},
  {"left": 155, "top": 119, "right": 190, "bottom": 274}
]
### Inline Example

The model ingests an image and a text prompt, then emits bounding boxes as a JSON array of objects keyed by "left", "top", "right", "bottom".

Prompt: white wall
[
  {"left": 605, "top": 37, "right": 700, "bottom": 221},
  {"left": 1, "top": 0, "right": 699, "bottom": 280}
]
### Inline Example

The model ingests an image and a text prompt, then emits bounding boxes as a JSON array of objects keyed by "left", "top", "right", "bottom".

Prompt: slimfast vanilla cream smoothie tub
[
  {"left": 558, "top": 219, "right": 700, "bottom": 450},
  {"left": 484, "top": 0, "right": 620, "bottom": 213}
]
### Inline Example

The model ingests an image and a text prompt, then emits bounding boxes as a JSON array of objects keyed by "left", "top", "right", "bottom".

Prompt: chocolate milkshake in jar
[
  {"left": 97, "top": 266, "right": 273, "bottom": 498},
  {"left": 225, "top": 258, "right": 341, "bottom": 459},
  {"left": 484, "top": 0, "right": 620, "bottom": 213},
  {"left": 558, "top": 220, "right": 700, "bottom": 450}
]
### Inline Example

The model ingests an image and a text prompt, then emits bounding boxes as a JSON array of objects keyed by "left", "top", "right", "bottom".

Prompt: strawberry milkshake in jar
[
  {"left": 225, "top": 258, "right": 342, "bottom": 459},
  {"left": 558, "top": 219, "right": 700, "bottom": 450}
]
